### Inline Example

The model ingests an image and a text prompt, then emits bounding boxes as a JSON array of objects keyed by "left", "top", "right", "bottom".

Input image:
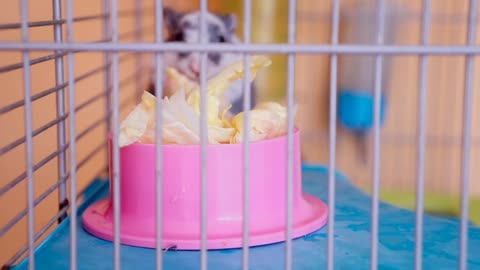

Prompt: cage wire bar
[
  {"left": 0, "top": 22, "right": 149, "bottom": 79},
  {"left": 2, "top": 42, "right": 480, "bottom": 54},
  {"left": 52, "top": 0, "right": 69, "bottom": 224},
  {"left": 241, "top": 0, "right": 252, "bottom": 269},
  {"left": 19, "top": 0, "right": 35, "bottom": 268},
  {"left": 0, "top": 58, "right": 138, "bottom": 243},
  {"left": 0, "top": 52, "right": 68, "bottom": 74},
  {"left": 110, "top": 0, "right": 122, "bottom": 268},
  {"left": 0, "top": 53, "right": 133, "bottom": 119},
  {"left": 3, "top": 154, "right": 112, "bottom": 267},
  {"left": 0, "top": 0, "right": 149, "bottom": 268},
  {"left": 0, "top": 2, "right": 134, "bottom": 264},
  {"left": 285, "top": 0, "right": 297, "bottom": 269},
  {"left": 135, "top": 0, "right": 144, "bottom": 102},
  {"left": 153, "top": 0, "right": 164, "bottom": 269},
  {"left": 6, "top": 205, "right": 68, "bottom": 268},
  {"left": 460, "top": 0, "right": 478, "bottom": 269},
  {"left": 415, "top": 1, "right": 431, "bottom": 270},
  {"left": 65, "top": 0, "right": 79, "bottom": 267},
  {"left": 2, "top": 88, "right": 132, "bottom": 263},
  {"left": 4, "top": 145, "right": 65, "bottom": 193},
  {"left": 103, "top": 0, "right": 112, "bottom": 159},
  {"left": 327, "top": 0, "right": 340, "bottom": 269},
  {"left": 1, "top": 0, "right": 480, "bottom": 269},
  {"left": 370, "top": 0, "right": 385, "bottom": 269},
  {"left": 0, "top": 24, "right": 149, "bottom": 78},
  {"left": 0, "top": 10, "right": 145, "bottom": 31},
  {"left": 0, "top": 116, "right": 66, "bottom": 171},
  {"left": 4, "top": 158, "right": 110, "bottom": 267},
  {"left": 199, "top": 1, "right": 208, "bottom": 270}
]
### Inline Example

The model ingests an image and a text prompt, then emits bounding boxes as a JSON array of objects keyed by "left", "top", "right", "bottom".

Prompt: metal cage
[{"left": 0, "top": 0, "right": 479, "bottom": 269}]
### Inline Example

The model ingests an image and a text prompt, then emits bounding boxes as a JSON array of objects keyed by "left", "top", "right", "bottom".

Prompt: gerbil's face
[{"left": 163, "top": 8, "right": 239, "bottom": 81}]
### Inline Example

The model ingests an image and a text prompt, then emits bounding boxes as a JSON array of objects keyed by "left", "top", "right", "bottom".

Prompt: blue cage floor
[{"left": 12, "top": 165, "right": 480, "bottom": 270}]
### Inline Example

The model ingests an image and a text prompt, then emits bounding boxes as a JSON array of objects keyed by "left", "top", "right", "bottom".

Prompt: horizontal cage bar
[
  {"left": 0, "top": 174, "right": 68, "bottom": 237},
  {"left": 0, "top": 20, "right": 64, "bottom": 30},
  {"left": 0, "top": 42, "right": 479, "bottom": 55},
  {"left": 0, "top": 51, "right": 67, "bottom": 74},
  {"left": 0, "top": 87, "right": 132, "bottom": 197},
  {"left": 0, "top": 138, "right": 108, "bottom": 237},
  {"left": 0, "top": 115, "right": 68, "bottom": 156},
  {"left": 3, "top": 164, "right": 107, "bottom": 268},
  {"left": 0, "top": 24, "right": 147, "bottom": 75},
  {"left": 0, "top": 145, "right": 68, "bottom": 197},
  {"left": 0, "top": 8, "right": 153, "bottom": 31},
  {"left": 0, "top": 53, "right": 134, "bottom": 116},
  {"left": 5, "top": 206, "right": 68, "bottom": 267}
]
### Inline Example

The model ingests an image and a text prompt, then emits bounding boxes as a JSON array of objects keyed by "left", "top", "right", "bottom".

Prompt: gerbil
[{"left": 147, "top": 7, "right": 257, "bottom": 115}]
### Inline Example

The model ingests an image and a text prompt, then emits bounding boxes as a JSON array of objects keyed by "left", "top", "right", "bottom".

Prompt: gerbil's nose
[{"left": 189, "top": 61, "right": 200, "bottom": 77}]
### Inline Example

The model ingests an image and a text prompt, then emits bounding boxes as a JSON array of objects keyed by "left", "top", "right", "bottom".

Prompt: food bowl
[{"left": 82, "top": 129, "right": 328, "bottom": 250}]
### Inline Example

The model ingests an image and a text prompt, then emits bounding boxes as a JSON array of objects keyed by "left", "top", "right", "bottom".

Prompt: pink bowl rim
[{"left": 110, "top": 127, "right": 301, "bottom": 149}]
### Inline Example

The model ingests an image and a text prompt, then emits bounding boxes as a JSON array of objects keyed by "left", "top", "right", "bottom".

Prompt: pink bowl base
[
  {"left": 82, "top": 195, "right": 327, "bottom": 250},
  {"left": 82, "top": 129, "right": 328, "bottom": 250}
]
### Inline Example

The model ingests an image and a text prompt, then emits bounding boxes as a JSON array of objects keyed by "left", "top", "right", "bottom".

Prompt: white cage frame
[{"left": 0, "top": 0, "right": 478, "bottom": 269}]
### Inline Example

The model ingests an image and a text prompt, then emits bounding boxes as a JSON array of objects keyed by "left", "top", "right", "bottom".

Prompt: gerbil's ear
[
  {"left": 219, "top": 13, "right": 237, "bottom": 34},
  {"left": 163, "top": 6, "right": 181, "bottom": 32}
]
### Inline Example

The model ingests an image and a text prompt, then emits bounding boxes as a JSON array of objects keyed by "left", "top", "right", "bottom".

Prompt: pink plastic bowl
[{"left": 82, "top": 129, "right": 328, "bottom": 250}]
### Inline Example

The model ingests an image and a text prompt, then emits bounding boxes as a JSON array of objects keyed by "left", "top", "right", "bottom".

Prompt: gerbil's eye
[
  {"left": 173, "top": 32, "right": 184, "bottom": 41},
  {"left": 208, "top": 53, "right": 221, "bottom": 64}
]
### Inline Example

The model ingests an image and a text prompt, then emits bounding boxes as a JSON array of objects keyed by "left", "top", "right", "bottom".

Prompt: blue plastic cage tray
[{"left": 11, "top": 165, "right": 480, "bottom": 270}]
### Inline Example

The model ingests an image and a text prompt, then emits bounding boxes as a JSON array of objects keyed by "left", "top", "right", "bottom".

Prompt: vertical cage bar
[
  {"left": 285, "top": 0, "right": 297, "bottom": 269},
  {"left": 20, "top": 0, "right": 35, "bottom": 269},
  {"left": 459, "top": 1, "right": 478, "bottom": 269},
  {"left": 370, "top": 1, "right": 385, "bottom": 269},
  {"left": 327, "top": 0, "right": 340, "bottom": 269},
  {"left": 242, "top": 0, "right": 252, "bottom": 269},
  {"left": 110, "top": 0, "right": 121, "bottom": 268},
  {"left": 52, "top": 0, "right": 69, "bottom": 224},
  {"left": 103, "top": 0, "right": 112, "bottom": 136},
  {"left": 414, "top": 1, "right": 431, "bottom": 269},
  {"left": 199, "top": 0, "right": 208, "bottom": 269},
  {"left": 134, "top": 0, "right": 144, "bottom": 101},
  {"left": 154, "top": 0, "right": 164, "bottom": 269},
  {"left": 65, "top": 0, "right": 78, "bottom": 268}
]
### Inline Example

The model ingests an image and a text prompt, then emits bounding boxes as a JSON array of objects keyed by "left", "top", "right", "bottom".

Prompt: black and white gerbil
[{"left": 147, "top": 7, "right": 257, "bottom": 115}]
